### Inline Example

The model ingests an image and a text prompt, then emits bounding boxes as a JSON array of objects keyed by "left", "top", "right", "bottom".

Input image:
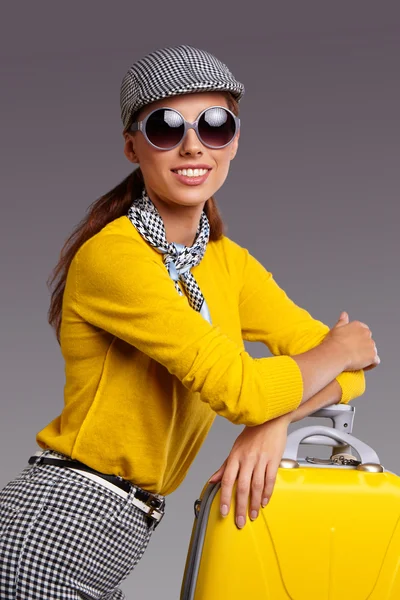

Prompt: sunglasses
[{"left": 129, "top": 105, "right": 240, "bottom": 150}]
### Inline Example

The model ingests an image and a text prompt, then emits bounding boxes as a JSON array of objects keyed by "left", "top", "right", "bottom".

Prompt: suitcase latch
[{"left": 305, "top": 453, "right": 361, "bottom": 466}]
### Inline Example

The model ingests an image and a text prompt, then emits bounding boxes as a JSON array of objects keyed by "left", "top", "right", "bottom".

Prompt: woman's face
[{"left": 123, "top": 91, "right": 240, "bottom": 209}]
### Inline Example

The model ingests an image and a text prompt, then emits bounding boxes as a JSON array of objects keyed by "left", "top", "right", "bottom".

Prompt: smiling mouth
[
  {"left": 170, "top": 168, "right": 212, "bottom": 186},
  {"left": 171, "top": 168, "right": 212, "bottom": 177}
]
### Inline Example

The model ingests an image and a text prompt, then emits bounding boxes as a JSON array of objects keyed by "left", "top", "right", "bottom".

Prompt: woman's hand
[
  {"left": 208, "top": 414, "right": 291, "bottom": 529},
  {"left": 321, "top": 311, "right": 380, "bottom": 371}
]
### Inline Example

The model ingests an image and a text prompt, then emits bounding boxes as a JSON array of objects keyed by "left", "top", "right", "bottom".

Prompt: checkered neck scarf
[{"left": 127, "top": 187, "right": 212, "bottom": 324}]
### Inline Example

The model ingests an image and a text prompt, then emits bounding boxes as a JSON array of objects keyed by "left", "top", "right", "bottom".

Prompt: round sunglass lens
[
  {"left": 198, "top": 107, "right": 236, "bottom": 147},
  {"left": 145, "top": 109, "right": 184, "bottom": 148}
]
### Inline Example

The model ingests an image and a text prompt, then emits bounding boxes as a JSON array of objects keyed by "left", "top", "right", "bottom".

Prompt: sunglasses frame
[{"left": 129, "top": 105, "right": 240, "bottom": 150}]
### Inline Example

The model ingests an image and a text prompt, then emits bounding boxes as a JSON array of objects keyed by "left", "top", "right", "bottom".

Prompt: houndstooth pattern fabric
[
  {"left": 120, "top": 44, "right": 245, "bottom": 130},
  {"left": 127, "top": 187, "right": 212, "bottom": 324},
  {"left": 0, "top": 450, "right": 164, "bottom": 599}
]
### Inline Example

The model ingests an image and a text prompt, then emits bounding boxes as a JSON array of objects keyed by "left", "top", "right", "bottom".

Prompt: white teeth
[{"left": 175, "top": 168, "right": 208, "bottom": 177}]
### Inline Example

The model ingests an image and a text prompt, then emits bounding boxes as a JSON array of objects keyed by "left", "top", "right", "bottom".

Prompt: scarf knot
[{"left": 127, "top": 188, "right": 212, "bottom": 323}]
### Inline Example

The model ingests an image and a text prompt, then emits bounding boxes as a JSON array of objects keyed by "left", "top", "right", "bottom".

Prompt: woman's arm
[
  {"left": 72, "top": 230, "right": 364, "bottom": 426},
  {"left": 71, "top": 231, "right": 308, "bottom": 426},
  {"left": 279, "top": 377, "right": 343, "bottom": 425},
  {"left": 235, "top": 241, "right": 366, "bottom": 405}
]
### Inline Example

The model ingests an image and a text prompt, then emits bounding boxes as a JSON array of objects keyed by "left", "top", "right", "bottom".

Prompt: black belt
[{"left": 28, "top": 455, "right": 164, "bottom": 513}]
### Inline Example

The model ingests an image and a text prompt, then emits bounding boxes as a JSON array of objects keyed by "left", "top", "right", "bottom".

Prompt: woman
[{"left": 0, "top": 45, "right": 379, "bottom": 599}]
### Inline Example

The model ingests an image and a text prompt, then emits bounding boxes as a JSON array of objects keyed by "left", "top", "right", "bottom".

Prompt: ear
[{"left": 123, "top": 132, "right": 140, "bottom": 164}]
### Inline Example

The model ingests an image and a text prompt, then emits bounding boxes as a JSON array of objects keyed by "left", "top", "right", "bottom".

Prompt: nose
[{"left": 179, "top": 127, "right": 204, "bottom": 156}]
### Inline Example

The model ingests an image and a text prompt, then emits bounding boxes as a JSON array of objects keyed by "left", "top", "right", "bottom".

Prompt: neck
[{"left": 146, "top": 191, "right": 206, "bottom": 246}]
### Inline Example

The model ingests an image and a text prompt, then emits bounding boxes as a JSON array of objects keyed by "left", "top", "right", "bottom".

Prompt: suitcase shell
[{"left": 180, "top": 406, "right": 400, "bottom": 600}]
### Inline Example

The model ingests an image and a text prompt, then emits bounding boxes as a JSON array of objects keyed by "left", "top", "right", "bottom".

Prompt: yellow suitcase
[{"left": 180, "top": 405, "right": 400, "bottom": 600}]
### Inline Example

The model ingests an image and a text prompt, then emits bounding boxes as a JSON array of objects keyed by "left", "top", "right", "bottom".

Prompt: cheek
[
  {"left": 137, "top": 148, "right": 169, "bottom": 180},
  {"left": 213, "top": 154, "right": 232, "bottom": 181}
]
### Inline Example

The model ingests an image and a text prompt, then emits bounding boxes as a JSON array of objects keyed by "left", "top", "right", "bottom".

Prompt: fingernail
[
  {"left": 221, "top": 504, "right": 228, "bottom": 516},
  {"left": 262, "top": 498, "right": 269, "bottom": 507},
  {"left": 250, "top": 510, "right": 258, "bottom": 520},
  {"left": 236, "top": 516, "right": 245, "bottom": 528}
]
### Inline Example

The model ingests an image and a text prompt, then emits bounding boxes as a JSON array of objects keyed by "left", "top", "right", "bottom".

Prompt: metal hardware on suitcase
[{"left": 180, "top": 405, "right": 400, "bottom": 599}]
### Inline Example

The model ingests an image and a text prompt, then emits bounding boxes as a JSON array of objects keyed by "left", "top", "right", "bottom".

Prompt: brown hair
[{"left": 47, "top": 92, "right": 239, "bottom": 343}]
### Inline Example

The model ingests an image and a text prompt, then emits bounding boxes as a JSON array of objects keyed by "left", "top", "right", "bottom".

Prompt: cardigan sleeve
[
  {"left": 70, "top": 231, "right": 306, "bottom": 426},
  {"left": 237, "top": 247, "right": 366, "bottom": 405}
]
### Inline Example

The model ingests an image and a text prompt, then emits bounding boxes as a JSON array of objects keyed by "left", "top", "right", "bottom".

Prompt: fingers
[
  {"left": 363, "top": 363, "right": 377, "bottom": 371},
  {"left": 354, "top": 320, "right": 380, "bottom": 367},
  {"left": 220, "top": 455, "right": 264, "bottom": 529},
  {"left": 373, "top": 341, "right": 380, "bottom": 364},
  {"left": 249, "top": 458, "right": 279, "bottom": 520},
  {"left": 219, "top": 458, "right": 239, "bottom": 521},
  {"left": 247, "top": 456, "right": 269, "bottom": 523},
  {"left": 234, "top": 467, "right": 253, "bottom": 529},
  {"left": 363, "top": 349, "right": 381, "bottom": 370},
  {"left": 335, "top": 311, "right": 349, "bottom": 327},
  {"left": 261, "top": 460, "right": 280, "bottom": 508},
  {"left": 219, "top": 454, "right": 278, "bottom": 529},
  {"left": 368, "top": 338, "right": 380, "bottom": 365},
  {"left": 332, "top": 316, "right": 380, "bottom": 370}
]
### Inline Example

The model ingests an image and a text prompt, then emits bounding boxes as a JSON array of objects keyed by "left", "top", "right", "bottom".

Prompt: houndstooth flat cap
[{"left": 120, "top": 45, "right": 245, "bottom": 131}]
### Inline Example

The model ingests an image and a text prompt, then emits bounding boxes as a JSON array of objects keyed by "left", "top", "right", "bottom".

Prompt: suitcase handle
[
  {"left": 306, "top": 404, "right": 355, "bottom": 435},
  {"left": 283, "top": 425, "right": 381, "bottom": 465}
]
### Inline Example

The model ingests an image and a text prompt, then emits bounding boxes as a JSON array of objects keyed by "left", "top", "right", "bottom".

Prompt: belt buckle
[
  {"left": 138, "top": 491, "right": 164, "bottom": 528},
  {"left": 143, "top": 493, "right": 162, "bottom": 516}
]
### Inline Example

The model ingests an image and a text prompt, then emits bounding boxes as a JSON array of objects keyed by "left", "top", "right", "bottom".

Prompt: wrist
[
  {"left": 273, "top": 412, "right": 293, "bottom": 426},
  {"left": 320, "top": 337, "right": 350, "bottom": 371}
]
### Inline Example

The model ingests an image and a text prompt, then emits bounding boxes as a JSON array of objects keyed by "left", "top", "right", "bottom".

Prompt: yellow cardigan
[{"left": 36, "top": 215, "right": 365, "bottom": 495}]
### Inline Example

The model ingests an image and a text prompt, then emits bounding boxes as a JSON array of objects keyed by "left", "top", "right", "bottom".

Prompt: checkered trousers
[{"left": 0, "top": 451, "right": 163, "bottom": 599}]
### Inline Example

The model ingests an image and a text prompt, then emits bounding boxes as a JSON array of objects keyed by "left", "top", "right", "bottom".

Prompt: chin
[{"left": 169, "top": 189, "right": 211, "bottom": 206}]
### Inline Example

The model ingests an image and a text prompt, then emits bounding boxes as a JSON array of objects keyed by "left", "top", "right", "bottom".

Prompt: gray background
[{"left": 1, "top": 2, "right": 399, "bottom": 597}]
